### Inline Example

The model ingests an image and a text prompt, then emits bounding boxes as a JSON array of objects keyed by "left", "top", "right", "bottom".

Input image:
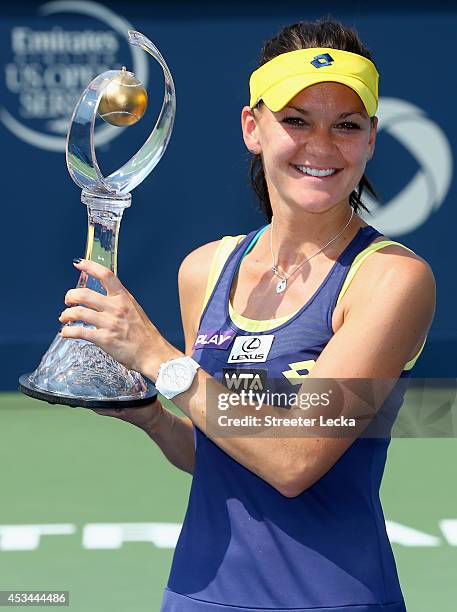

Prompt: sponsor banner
[
  {"left": 1, "top": 3, "right": 456, "bottom": 389},
  {"left": 0, "top": 1, "right": 148, "bottom": 152}
]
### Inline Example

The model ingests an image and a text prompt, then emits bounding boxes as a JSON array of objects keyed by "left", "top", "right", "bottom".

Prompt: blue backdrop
[{"left": 1, "top": 0, "right": 455, "bottom": 389}]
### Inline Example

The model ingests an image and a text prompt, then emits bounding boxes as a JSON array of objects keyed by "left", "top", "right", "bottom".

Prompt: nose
[{"left": 304, "top": 126, "right": 337, "bottom": 159}]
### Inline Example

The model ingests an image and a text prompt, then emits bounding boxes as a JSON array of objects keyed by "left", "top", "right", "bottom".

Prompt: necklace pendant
[{"left": 276, "top": 278, "right": 287, "bottom": 294}]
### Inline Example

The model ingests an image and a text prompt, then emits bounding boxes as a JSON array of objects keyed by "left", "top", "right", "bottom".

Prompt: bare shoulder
[
  {"left": 178, "top": 239, "right": 222, "bottom": 291},
  {"left": 344, "top": 238, "right": 436, "bottom": 320},
  {"left": 312, "top": 239, "right": 436, "bottom": 379},
  {"left": 178, "top": 239, "right": 223, "bottom": 352},
  {"left": 356, "top": 240, "right": 435, "bottom": 292}
]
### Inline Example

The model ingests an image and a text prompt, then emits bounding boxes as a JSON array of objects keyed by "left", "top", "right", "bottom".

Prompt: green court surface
[{"left": 0, "top": 392, "right": 455, "bottom": 611}]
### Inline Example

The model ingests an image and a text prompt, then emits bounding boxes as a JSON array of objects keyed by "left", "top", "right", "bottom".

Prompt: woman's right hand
[{"left": 92, "top": 396, "right": 163, "bottom": 434}]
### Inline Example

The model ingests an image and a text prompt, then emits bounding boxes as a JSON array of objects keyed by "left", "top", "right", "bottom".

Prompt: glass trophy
[{"left": 19, "top": 30, "right": 175, "bottom": 409}]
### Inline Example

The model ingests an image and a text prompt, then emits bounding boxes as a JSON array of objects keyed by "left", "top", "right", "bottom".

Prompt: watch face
[{"left": 163, "top": 362, "right": 192, "bottom": 392}]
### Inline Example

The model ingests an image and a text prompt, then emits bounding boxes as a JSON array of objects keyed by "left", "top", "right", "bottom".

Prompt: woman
[{"left": 60, "top": 19, "right": 435, "bottom": 612}]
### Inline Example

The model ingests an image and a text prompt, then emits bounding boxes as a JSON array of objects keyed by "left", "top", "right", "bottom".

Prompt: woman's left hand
[{"left": 59, "top": 259, "right": 176, "bottom": 377}]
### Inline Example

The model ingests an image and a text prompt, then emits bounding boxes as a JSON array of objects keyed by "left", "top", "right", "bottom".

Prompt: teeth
[{"left": 296, "top": 166, "right": 337, "bottom": 177}]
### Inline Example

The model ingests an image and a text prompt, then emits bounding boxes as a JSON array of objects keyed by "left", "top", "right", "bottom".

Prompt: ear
[
  {"left": 241, "top": 105, "right": 261, "bottom": 154},
  {"left": 367, "top": 115, "right": 378, "bottom": 161}
]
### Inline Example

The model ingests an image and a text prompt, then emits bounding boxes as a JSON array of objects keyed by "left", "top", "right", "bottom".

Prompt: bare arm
[
  {"left": 70, "top": 242, "right": 434, "bottom": 495},
  {"left": 92, "top": 388, "right": 196, "bottom": 474},
  {"left": 150, "top": 247, "right": 435, "bottom": 496},
  {"left": 141, "top": 398, "right": 195, "bottom": 474},
  {"left": 140, "top": 239, "right": 221, "bottom": 474},
  {"left": 93, "top": 239, "right": 221, "bottom": 475}
]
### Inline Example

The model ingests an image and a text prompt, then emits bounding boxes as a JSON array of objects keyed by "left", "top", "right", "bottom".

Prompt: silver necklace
[{"left": 269, "top": 208, "right": 355, "bottom": 294}]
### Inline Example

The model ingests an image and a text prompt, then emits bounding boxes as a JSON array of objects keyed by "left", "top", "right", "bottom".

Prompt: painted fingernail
[{"left": 73, "top": 258, "right": 82, "bottom": 264}]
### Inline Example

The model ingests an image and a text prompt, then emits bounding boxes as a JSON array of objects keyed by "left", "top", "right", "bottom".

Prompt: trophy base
[{"left": 19, "top": 374, "right": 157, "bottom": 410}]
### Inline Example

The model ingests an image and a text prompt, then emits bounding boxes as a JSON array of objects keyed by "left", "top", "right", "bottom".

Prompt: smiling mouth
[{"left": 293, "top": 165, "right": 342, "bottom": 178}]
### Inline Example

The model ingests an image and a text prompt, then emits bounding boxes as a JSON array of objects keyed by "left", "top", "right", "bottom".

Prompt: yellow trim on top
[
  {"left": 334, "top": 239, "right": 426, "bottom": 371},
  {"left": 201, "top": 233, "right": 427, "bottom": 370},
  {"left": 202, "top": 235, "right": 245, "bottom": 314},
  {"left": 404, "top": 337, "right": 427, "bottom": 370},
  {"left": 229, "top": 301, "right": 296, "bottom": 332},
  {"left": 202, "top": 234, "right": 300, "bottom": 331},
  {"left": 336, "top": 240, "right": 414, "bottom": 306}
]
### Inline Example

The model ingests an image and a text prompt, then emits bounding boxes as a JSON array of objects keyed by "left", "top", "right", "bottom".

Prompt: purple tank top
[{"left": 161, "top": 225, "right": 409, "bottom": 612}]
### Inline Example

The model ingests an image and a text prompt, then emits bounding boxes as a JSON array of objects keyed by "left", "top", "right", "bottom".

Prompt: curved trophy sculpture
[{"left": 19, "top": 30, "right": 175, "bottom": 409}]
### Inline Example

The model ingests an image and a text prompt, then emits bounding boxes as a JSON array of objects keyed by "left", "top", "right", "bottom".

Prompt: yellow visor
[{"left": 249, "top": 48, "right": 379, "bottom": 117}]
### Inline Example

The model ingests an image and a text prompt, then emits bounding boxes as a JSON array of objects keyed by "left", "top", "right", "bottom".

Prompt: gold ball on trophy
[{"left": 98, "top": 67, "right": 148, "bottom": 127}]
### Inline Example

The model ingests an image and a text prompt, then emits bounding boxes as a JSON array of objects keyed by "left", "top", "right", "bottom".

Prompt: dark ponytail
[{"left": 249, "top": 19, "right": 379, "bottom": 222}]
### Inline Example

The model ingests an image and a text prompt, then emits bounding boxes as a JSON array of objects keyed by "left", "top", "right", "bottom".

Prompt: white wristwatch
[{"left": 155, "top": 356, "right": 200, "bottom": 399}]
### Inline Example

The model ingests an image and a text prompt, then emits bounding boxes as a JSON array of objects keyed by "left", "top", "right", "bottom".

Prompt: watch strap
[{"left": 156, "top": 356, "right": 200, "bottom": 400}]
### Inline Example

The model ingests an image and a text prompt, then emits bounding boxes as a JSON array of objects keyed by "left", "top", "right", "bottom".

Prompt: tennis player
[{"left": 59, "top": 18, "right": 435, "bottom": 612}]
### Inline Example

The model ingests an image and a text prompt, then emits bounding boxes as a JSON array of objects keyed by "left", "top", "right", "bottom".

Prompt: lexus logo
[{"left": 242, "top": 337, "right": 261, "bottom": 352}]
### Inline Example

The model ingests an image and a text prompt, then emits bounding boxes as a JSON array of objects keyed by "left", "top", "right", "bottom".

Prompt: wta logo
[
  {"left": 362, "top": 98, "right": 453, "bottom": 236},
  {"left": 0, "top": 0, "right": 148, "bottom": 152}
]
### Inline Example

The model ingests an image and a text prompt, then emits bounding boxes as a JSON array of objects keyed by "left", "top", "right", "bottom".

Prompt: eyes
[{"left": 281, "top": 116, "right": 361, "bottom": 130}]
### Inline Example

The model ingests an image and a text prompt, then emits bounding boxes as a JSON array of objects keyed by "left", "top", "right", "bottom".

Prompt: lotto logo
[{"left": 310, "top": 53, "right": 334, "bottom": 68}]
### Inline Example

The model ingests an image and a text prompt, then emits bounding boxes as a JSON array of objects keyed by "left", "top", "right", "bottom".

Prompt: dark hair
[{"left": 249, "top": 19, "right": 379, "bottom": 221}]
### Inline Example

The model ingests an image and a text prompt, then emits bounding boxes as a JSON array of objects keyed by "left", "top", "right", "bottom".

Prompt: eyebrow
[{"left": 286, "top": 106, "right": 368, "bottom": 119}]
